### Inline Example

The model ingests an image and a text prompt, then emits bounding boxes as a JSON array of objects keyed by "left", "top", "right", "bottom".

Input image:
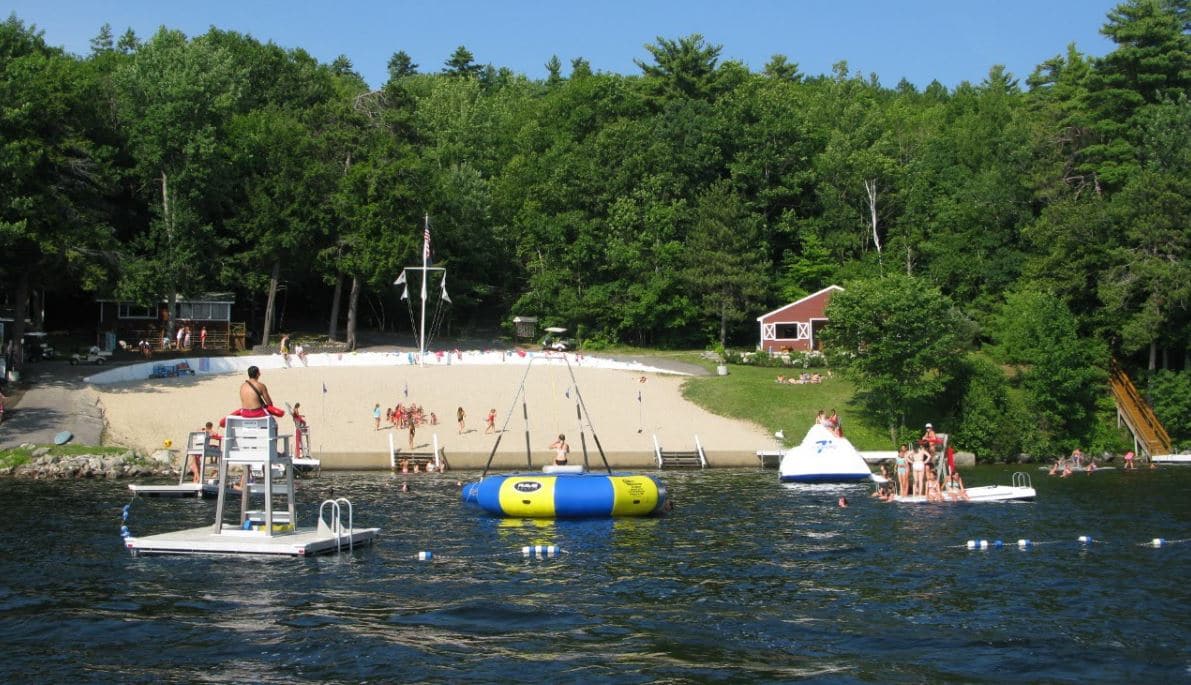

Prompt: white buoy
[
  {"left": 1151, "top": 538, "right": 1165, "bottom": 548},
  {"left": 1078, "top": 535, "right": 1092, "bottom": 544},
  {"left": 966, "top": 540, "right": 977, "bottom": 549},
  {"left": 978, "top": 539, "right": 989, "bottom": 550},
  {"left": 522, "top": 545, "right": 559, "bottom": 558},
  {"left": 1017, "top": 539, "right": 1032, "bottom": 548},
  {"left": 417, "top": 551, "right": 433, "bottom": 561}
]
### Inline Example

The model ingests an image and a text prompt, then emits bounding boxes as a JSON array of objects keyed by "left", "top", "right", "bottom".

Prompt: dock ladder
[
  {"left": 318, "top": 497, "right": 356, "bottom": 552},
  {"left": 653, "top": 434, "right": 708, "bottom": 469}
]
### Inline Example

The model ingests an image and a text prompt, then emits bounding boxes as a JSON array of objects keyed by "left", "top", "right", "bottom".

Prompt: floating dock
[
  {"left": 127, "top": 482, "right": 231, "bottom": 498},
  {"left": 124, "top": 520, "right": 378, "bottom": 557},
  {"left": 124, "top": 416, "right": 377, "bottom": 558},
  {"left": 128, "top": 429, "right": 231, "bottom": 497},
  {"left": 1151, "top": 454, "right": 1191, "bottom": 465}
]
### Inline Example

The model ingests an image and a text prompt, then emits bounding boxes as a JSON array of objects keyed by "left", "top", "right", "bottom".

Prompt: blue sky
[{"left": 6, "top": 1, "right": 1123, "bottom": 90}]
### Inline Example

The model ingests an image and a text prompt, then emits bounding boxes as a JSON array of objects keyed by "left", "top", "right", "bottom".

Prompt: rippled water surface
[{"left": 1, "top": 466, "right": 1188, "bottom": 683}]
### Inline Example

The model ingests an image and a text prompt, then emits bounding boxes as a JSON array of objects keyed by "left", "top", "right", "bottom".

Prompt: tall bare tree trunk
[
  {"left": 11, "top": 270, "right": 29, "bottom": 370},
  {"left": 346, "top": 275, "right": 360, "bottom": 351},
  {"left": 328, "top": 273, "right": 342, "bottom": 341},
  {"left": 864, "top": 178, "right": 882, "bottom": 273},
  {"left": 30, "top": 289, "right": 43, "bottom": 330},
  {"left": 1148, "top": 341, "right": 1157, "bottom": 371},
  {"left": 262, "top": 260, "right": 280, "bottom": 349},
  {"left": 719, "top": 302, "right": 728, "bottom": 348},
  {"left": 162, "top": 170, "right": 177, "bottom": 346}
]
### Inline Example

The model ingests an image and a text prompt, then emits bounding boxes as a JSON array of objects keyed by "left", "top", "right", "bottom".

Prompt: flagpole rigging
[
  {"left": 419, "top": 213, "right": 429, "bottom": 365},
  {"left": 395, "top": 214, "right": 448, "bottom": 367}
]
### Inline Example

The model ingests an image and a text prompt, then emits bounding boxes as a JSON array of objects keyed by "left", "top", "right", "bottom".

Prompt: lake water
[{"left": 1, "top": 466, "right": 1188, "bottom": 683}]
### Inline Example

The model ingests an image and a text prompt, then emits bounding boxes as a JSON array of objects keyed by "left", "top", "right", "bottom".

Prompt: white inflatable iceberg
[{"left": 779, "top": 424, "right": 873, "bottom": 483}]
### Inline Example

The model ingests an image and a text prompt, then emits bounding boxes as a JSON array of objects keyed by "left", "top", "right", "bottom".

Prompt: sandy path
[{"left": 95, "top": 361, "right": 771, "bottom": 469}]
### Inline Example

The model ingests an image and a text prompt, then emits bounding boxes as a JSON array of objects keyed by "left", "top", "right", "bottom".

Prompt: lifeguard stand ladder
[
  {"left": 212, "top": 416, "right": 295, "bottom": 535},
  {"left": 654, "top": 434, "right": 708, "bottom": 469}
]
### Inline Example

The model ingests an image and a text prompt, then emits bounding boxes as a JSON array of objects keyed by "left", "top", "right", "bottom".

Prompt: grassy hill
[{"left": 677, "top": 358, "right": 894, "bottom": 451}]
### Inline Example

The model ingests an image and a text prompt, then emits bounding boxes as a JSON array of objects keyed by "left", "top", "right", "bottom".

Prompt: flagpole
[{"left": 419, "top": 213, "right": 428, "bottom": 366}]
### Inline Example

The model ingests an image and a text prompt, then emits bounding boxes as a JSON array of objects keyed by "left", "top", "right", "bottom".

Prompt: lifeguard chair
[
  {"left": 212, "top": 416, "right": 295, "bottom": 536},
  {"left": 182, "top": 430, "right": 221, "bottom": 486}
]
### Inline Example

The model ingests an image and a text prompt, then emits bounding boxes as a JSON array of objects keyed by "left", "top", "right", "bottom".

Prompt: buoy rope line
[
  {"left": 119, "top": 495, "right": 136, "bottom": 542},
  {"left": 412, "top": 548, "right": 564, "bottom": 562},
  {"left": 956, "top": 536, "right": 1189, "bottom": 550}
]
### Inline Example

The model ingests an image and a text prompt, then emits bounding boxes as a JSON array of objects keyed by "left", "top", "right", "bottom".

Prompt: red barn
[{"left": 756, "top": 285, "right": 844, "bottom": 353}]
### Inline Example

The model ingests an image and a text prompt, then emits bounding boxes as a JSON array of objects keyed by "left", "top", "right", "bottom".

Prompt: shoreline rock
[{"left": 0, "top": 445, "right": 176, "bottom": 480}]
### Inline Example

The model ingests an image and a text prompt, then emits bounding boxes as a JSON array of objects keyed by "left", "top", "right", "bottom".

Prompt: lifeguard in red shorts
[{"left": 220, "top": 366, "right": 284, "bottom": 427}]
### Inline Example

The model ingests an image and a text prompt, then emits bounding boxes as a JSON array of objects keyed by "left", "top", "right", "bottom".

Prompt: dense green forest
[{"left": 1, "top": 0, "right": 1187, "bottom": 455}]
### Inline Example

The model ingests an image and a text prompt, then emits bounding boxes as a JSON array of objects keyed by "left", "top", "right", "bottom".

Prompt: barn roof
[{"left": 756, "top": 285, "right": 844, "bottom": 321}]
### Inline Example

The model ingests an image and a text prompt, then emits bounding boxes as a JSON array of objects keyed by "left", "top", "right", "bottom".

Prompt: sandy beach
[{"left": 93, "top": 353, "right": 772, "bottom": 469}]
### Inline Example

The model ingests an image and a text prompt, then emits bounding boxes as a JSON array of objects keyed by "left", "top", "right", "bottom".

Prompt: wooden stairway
[
  {"left": 653, "top": 434, "right": 708, "bottom": 469},
  {"left": 1109, "top": 360, "right": 1172, "bottom": 458}
]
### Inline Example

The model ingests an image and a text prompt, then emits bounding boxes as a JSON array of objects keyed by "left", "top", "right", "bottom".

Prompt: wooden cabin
[
  {"left": 96, "top": 294, "right": 242, "bottom": 351},
  {"left": 756, "top": 285, "right": 844, "bottom": 353}
]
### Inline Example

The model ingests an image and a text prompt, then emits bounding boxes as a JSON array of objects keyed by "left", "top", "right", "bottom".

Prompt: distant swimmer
[{"left": 838, "top": 496, "right": 848, "bottom": 508}]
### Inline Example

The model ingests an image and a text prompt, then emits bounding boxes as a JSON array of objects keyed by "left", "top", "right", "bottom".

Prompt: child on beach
[{"left": 485, "top": 408, "right": 496, "bottom": 434}]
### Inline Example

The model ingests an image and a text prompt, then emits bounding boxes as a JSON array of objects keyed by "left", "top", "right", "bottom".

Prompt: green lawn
[{"left": 678, "top": 361, "right": 894, "bottom": 450}]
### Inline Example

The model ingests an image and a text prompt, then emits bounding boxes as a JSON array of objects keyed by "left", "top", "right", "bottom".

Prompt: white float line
[
  {"left": 959, "top": 536, "right": 1188, "bottom": 550},
  {"left": 413, "top": 545, "right": 566, "bottom": 562}
]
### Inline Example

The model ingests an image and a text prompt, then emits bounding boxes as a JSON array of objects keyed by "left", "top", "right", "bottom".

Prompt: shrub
[
  {"left": 952, "top": 355, "right": 1027, "bottom": 461},
  {"left": 1148, "top": 369, "right": 1191, "bottom": 448}
]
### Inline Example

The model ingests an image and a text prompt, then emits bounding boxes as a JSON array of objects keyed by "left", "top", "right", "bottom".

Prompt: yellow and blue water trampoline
[
  {"left": 459, "top": 354, "right": 668, "bottom": 519},
  {"left": 461, "top": 471, "right": 667, "bottom": 518}
]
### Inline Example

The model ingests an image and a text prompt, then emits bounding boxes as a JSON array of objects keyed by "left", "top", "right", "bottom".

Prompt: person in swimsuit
[
  {"left": 1123, "top": 450, "right": 1135, "bottom": 470},
  {"left": 292, "top": 402, "right": 308, "bottom": 458},
  {"left": 924, "top": 465, "right": 944, "bottom": 502},
  {"left": 456, "top": 406, "right": 466, "bottom": 434},
  {"left": 484, "top": 408, "right": 496, "bottom": 434},
  {"left": 191, "top": 421, "right": 222, "bottom": 484},
  {"left": 239, "top": 366, "right": 274, "bottom": 416},
  {"left": 912, "top": 446, "right": 927, "bottom": 496},
  {"left": 944, "top": 471, "right": 969, "bottom": 501},
  {"left": 895, "top": 444, "right": 910, "bottom": 497},
  {"left": 549, "top": 434, "right": 570, "bottom": 465}
]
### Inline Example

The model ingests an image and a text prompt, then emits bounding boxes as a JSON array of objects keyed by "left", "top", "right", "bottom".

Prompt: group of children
[
  {"left": 876, "top": 423, "right": 968, "bottom": 502},
  {"left": 383, "top": 402, "right": 436, "bottom": 431},
  {"left": 138, "top": 323, "right": 210, "bottom": 358},
  {"left": 1047, "top": 447, "right": 1150, "bottom": 476},
  {"left": 814, "top": 409, "right": 843, "bottom": 436},
  {"left": 775, "top": 372, "right": 823, "bottom": 385}
]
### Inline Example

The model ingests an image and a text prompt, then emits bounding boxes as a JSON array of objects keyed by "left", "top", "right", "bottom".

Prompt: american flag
[{"left": 422, "top": 224, "right": 431, "bottom": 262}]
